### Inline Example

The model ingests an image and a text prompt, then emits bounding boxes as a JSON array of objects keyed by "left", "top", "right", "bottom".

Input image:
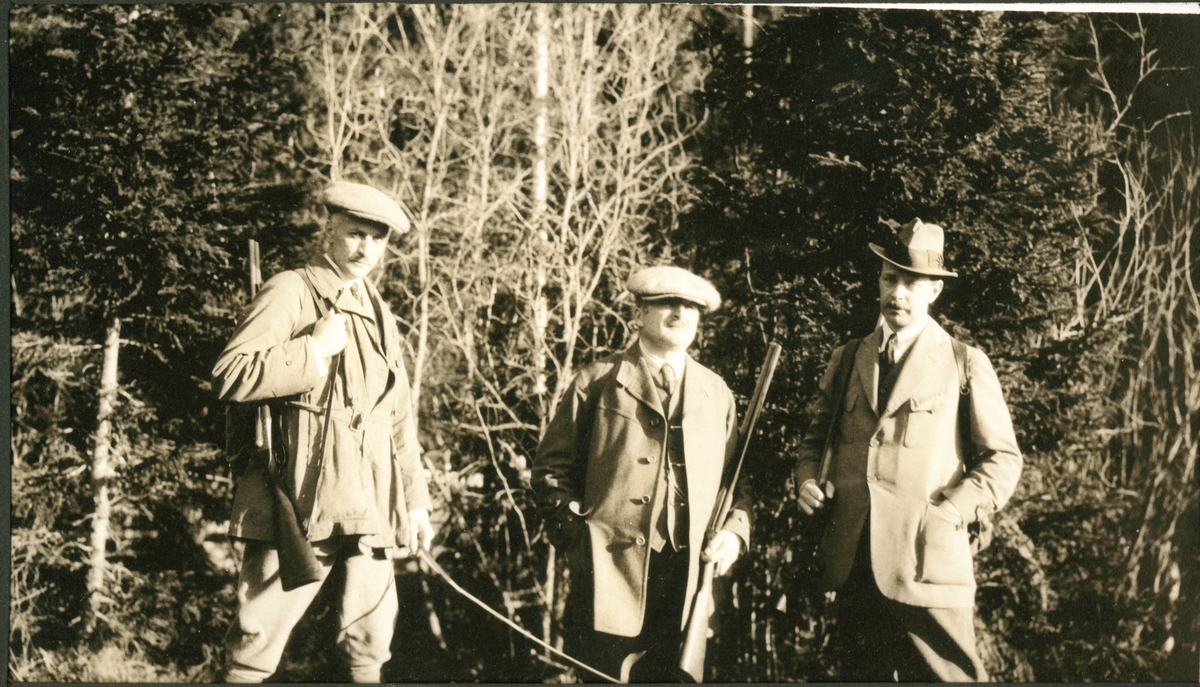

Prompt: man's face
[
  {"left": 637, "top": 299, "right": 700, "bottom": 354},
  {"left": 879, "top": 261, "right": 943, "bottom": 330},
  {"left": 328, "top": 213, "right": 389, "bottom": 279}
]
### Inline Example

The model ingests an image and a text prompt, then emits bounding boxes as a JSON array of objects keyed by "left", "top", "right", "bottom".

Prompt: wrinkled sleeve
[
  {"left": 532, "top": 371, "right": 593, "bottom": 548},
  {"left": 212, "top": 272, "right": 323, "bottom": 404},
  {"left": 941, "top": 349, "right": 1023, "bottom": 522},
  {"left": 721, "top": 382, "right": 753, "bottom": 548},
  {"left": 392, "top": 357, "right": 431, "bottom": 513}
]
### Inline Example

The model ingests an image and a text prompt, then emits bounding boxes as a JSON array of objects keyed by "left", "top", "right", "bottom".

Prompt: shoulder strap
[
  {"left": 296, "top": 268, "right": 331, "bottom": 319},
  {"left": 817, "top": 338, "right": 862, "bottom": 484},
  {"left": 951, "top": 337, "right": 977, "bottom": 468}
]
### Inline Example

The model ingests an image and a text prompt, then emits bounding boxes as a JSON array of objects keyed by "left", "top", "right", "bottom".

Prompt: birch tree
[{"left": 298, "top": 4, "right": 709, "bottom": 677}]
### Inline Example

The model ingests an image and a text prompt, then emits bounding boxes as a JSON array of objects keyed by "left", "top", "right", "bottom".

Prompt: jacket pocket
[
  {"left": 903, "top": 392, "right": 949, "bottom": 447},
  {"left": 839, "top": 389, "right": 872, "bottom": 445},
  {"left": 917, "top": 501, "right": 974, "bottom": 585}
]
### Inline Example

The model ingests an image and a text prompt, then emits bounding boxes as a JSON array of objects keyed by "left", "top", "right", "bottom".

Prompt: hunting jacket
[
  {"left": 533, "top": 344, "right": 751, "bottom": 637},
  {"left": 795, "top": 319, "right": 1022, "bottom": 608},
  {"left": 213, "top": 259, "right": 431, "bottom": 551}
]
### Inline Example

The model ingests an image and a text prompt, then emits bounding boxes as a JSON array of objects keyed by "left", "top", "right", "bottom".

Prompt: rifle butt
[
  {"left": 269, "top": 472, "right": 322, "bottom": 591},
  {"left": 678, "top": 561, "right": 717, "bottom": 683}
]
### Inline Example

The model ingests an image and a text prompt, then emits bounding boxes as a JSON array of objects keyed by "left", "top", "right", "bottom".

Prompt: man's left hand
[
  {"left": 702, "top": 530, "right": 742, "bottom": 576},
  {"left": 408, "top": 508, "right": 435, "bottom": 552}
]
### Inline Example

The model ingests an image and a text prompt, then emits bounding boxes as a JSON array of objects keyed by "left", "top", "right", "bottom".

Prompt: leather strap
[{"left": 817, "top": 338, "right": 862, "bottom": 485}]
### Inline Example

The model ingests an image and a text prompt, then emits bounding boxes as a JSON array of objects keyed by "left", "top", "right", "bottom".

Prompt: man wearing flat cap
[
  {"left": 794, "top": 219, "right": 1022, "bottom": 681},
  {"left": 533, "top": 265, "right": 751, "bottom": 682},
  {"left": 213, "top": 181, "right": 435, "bottom": 682}
]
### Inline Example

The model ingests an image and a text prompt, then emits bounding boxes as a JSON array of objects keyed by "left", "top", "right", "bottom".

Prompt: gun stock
[
  {"left": 248, "top": 239, "right": 322, "bottom": 591},
  {"left": 678, "top": 562, "right": 715, "bottom": 682},
  {"left": 678, "top": 342, "right": 783, "bottom": 682}
]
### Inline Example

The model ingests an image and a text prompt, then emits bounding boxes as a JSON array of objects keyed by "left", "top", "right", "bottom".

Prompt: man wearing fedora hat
[
  {"left": 533, "top": 265, "right": 751, "bottom": 682},
  {"left": 794, "top": 219, "right": 1022, "bottom": 681},
  {"left": 213, "top": 181, "right": 435, "bottom": 682}
]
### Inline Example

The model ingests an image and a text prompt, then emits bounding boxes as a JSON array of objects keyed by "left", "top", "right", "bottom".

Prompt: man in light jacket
[
  {"left": 795, "top": 219, "right": 1022, "bottom": 681},
  {"left": 533, "top": 265, "right": 751, "bottom": 683},
  {"left": 214, "top": 181, "right": 434, "bottom": 683}
]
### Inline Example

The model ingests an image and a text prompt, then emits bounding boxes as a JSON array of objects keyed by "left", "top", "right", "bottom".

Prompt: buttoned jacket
[
  {"left": 533, "top": 344, "right": 751, "bottom": 637},
  {"left": 795, "top": 319, "right": 1021, "bottom": 608},
  {"left": 213, "top": 259, "right": 431, "bottom": 550}
]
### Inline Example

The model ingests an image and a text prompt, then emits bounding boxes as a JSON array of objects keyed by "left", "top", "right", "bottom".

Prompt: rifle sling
[
  {"left": 282, "top": 268, "right": 343, "bottom": 522},
  {"left": 817, "top": 338, "right": 862, "bottom": 485}
]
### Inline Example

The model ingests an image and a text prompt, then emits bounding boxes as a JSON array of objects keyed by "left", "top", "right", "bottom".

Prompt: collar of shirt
[
  {"left": 638, "top": 341, "right": 687, "bottom": 382},
  {"left": 880, "top": 314, "right": 929, "bottom": 360}
]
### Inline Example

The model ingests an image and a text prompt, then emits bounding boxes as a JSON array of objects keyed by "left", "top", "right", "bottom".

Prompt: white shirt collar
[
  {"left": 638, "top": 341, "right": 687, "bottom": 380},
  {"left": 880, "top": 314, "right": 929, "bottom": 355}
]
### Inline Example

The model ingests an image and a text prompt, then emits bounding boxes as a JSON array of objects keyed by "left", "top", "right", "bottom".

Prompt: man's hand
[
  {"left": 701, "top": 530, "right": 742, "bottom": 576},
  {"left": 407, "top": 508, "right": 435, "bottom": 552},
  {"left": 798, "top": 479, "right": 835, "bottom": 516},
  {"left": 311, "top": 312, "right": 348, "bottom": 358}
]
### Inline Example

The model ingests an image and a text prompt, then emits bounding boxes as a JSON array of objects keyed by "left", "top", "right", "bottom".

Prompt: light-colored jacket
[
  {"left": 533, "top": 345, "right": 751, "bottom": 637},
  {"left": 213, "top": 260, "right": 431, "bottom": 550},
  {"left": 795, "top": 319, "right": 1022, "bottom": 608}
]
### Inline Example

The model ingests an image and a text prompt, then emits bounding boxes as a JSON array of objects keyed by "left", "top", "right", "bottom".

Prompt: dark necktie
[
  {"left": 878, "top": 333, "right": 898, "bottom": 410},
  {"left": 658, "top": 363, "right": 686, "bottom": 549}
]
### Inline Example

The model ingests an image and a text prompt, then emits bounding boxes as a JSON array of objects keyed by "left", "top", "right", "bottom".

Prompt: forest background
[{"left": 8, "top": 4, "right": 1199, "bottom": 683}]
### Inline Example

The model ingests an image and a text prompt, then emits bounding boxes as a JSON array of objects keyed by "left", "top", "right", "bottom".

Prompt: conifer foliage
[{"left": 8, "top": 5, "right": 1197, "bottom": 682}]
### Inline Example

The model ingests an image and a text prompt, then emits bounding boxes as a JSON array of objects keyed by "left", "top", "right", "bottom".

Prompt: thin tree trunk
[
  {"left": 87, "top": 317, "right": 120, "bottom": 632},
  {"left": 533, "top": 2, "right": 556, "bottom": 657}
]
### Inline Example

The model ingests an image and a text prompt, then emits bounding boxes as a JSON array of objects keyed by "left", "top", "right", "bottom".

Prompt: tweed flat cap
[
  {"left": 627, "top": 265, "right": 721, "bottom": 314},
  {"left": 323, "top": 181, "right": 411, "bottom": 235},
  {"left": 869, "top": 218, "right": 958, "bottom": 278}
]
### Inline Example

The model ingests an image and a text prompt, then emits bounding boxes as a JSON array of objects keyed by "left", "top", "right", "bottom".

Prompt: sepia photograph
[{"left": 8, "top": 3, "right": 1199, "bottom": 683}]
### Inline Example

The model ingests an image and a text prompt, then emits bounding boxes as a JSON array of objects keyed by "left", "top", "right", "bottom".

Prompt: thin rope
[{"left": 417, "top": 548, "right": 621, "bottom": 683}]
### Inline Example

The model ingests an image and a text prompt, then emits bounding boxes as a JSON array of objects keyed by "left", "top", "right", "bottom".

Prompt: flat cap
[
  {"left": 323, "top": 181, "right": 411, "bottom": 235},
  {"left": 627, "top": 265, "right": 721, "bottom": 314}
]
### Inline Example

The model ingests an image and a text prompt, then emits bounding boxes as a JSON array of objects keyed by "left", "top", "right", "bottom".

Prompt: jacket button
[
  {"left": 636, "top": 536, "right": 647, "bottom": 546},
  {"left": 650, "top": 417, "right": 661, "bottom": 428},
  {"left": 640, "top": 495, "right": 651, "bottom": 504}
]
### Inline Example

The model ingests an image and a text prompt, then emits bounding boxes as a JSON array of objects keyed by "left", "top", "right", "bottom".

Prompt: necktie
[
  {"left": 658, "top": 363, "right": 687, "bottom": 549},
  {"left": 878, "top": 333, "right": 898, "bottom": 410},
  {"left": 349, "top": 281, "right": 362, "bottom": 304},
  {"left": 659, "top": 363, "right": 677, "bottom": 405}
]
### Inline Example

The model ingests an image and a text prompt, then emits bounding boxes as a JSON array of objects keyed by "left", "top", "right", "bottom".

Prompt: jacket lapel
[
  {"left": 358, "top": 278, "right": 386, "bottom": 357},
  {"left": 857, "top": 328, "right": 883, "bottom": 415},
  {"left": 301, "top": 261, "right": 345, "bottom": 311},
  {"left": 680, "top": 355, "right": 712, "bottom": 490},
  {"left": 615, "top": 344, "right": 664, "bottom": 418},
  {"left": 882, "top": 319, "right": 950, "bottom": 417}
]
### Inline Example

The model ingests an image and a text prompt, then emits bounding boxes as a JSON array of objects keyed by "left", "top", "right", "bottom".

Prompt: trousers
[
  {"left": 223, "top": 536, "right": 398, "bottom": 683},
  {"left": 834, "top": 519, "right": 987, "bottom": 682},
  {"left": 567, "top": 546, "right": 690, "bottom": 683}
]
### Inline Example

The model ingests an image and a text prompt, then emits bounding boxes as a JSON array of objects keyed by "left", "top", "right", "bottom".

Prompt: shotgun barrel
[
  {"left": 248, "top": 239, "right": 322, "bottom": 591},
  {"left": 678, "top": 342, "right": 783, "bottom": 682}
]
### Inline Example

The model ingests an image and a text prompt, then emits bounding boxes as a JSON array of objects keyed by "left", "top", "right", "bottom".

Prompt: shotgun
[
  {"left": 795, "top": 339, "right": 862, "bottom": 593},
  {"left": 248, "top": 239, "right": 322, "bottom": 591},
  {"left": 678, "top": 342, "right": 783, "bottom": 683}
]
